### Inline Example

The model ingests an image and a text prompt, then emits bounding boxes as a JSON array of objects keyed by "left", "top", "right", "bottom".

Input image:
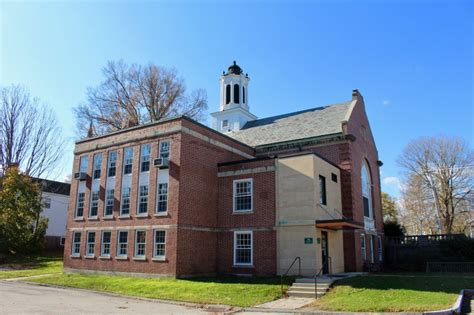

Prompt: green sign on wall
[{"left": 304, "top": 237, "right": 313, "bottom": 244}]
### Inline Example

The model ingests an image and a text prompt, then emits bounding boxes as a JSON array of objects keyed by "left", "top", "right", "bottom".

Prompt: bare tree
[
  {"left": 0, "top": 85, "right": 64, "bottom": 178},
  {"left": 399, "top": 174, "right": 439, "bottom": 235},
  {"left": 398, "top": 136, "right": 473, "bottom": 234},
  {"left": 74, "top": 60, "right": 207, "bottom": 138}
]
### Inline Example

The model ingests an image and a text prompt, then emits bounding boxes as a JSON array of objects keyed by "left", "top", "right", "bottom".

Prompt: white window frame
[
  {"left": 156, "top": 182, "right": 168, "bottom": 214},
  {"left": 361, "top": 233, "right": 366, "bottom": 261},
  {"left": 104, "top": 189, "right": 114, "bottom": 217},
  {"left": 153, "top": 230, "right": 166, "bottom": 260},
  {"left": 79, "top": 155, "right": 89, "bottom": 173},
  {"left": 86, "top": 231, "right": 96, "bottom": 257},
  {"left": 362, "top": 162, "right": 373, "bottom": 219},
  {"left": 120, "top": 187, "right": 131, "bottom": 216},
  {"left": 116, "top": 230, "right": 128, "bottom": 258},
  {"left": 75, "top": 192, "right": 85, "bottom": 218},
  {"left": 222, "top": 120, "right": 229, "bottom": 129},
  {"left": 93, "top": 153, "right": 102, "bottom": 179},
  {"left": 233, "top": 178, "right": 253, "bottom": 213},
  {"left": 134, "top": 230, "right": 147, "bottom": 258},
  {"left": 89, "top": 190, "right": 99, "bottom": 218},
  {"left": 123, "top": 147, "right": 133, "bottom": 175},
  {"left": 71, "top": 232, "right": 81, "bottom": 256},
  {"left": 137, "top": 185, "right": 149, "bottom": 215},
  {"left": 158, "top": 140, "right": 171, "bottom": 159},
  {"left": 140, "top": 143, "right": 151, "bottom": 173},
  {"left": 233, "top": 231, "right": 253, "bottom": 266},
  {"left": 107, "top": 151, "right": 117, "bottom": 177},
  {"left": 378, "top": 236, "right": 383, "bottom": 262},
  {"left": 101, "top": 231, "right": 112, "bottom": 257}
]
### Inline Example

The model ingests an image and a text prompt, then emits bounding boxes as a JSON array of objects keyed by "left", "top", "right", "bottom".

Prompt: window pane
[
  {"left": 154, "top": 230, "right": 166, "bottom": 257},
  {"left": 157, "top": 183, "right": 168, "bottom": 213},
  {"left": 76, "top": 192, "right": 85, "bottom": 217},
  {"left": 90, "top": 191, "right": 99, "bottom": 217},
  {"left": 123, "top": 147, "right": 133, "bottom": 174},
  {"left": 141, "top": 144, "right": 151, "bottom": 172},
  {"left": 105, "top": 189, "right": 114, "bottom": 216},
  {"left": 138, "top": 185, "right": 148, "bottom": 214},
  {"left": 121, "top": 188, "right": 131, "bottom": 215},
  {"left": 93, "top": 154, "right": 102, "bottom": 179},
  {"left": 235, "top": 232, "right": 252, "bottom": 264},
  {"left": 159, "top": 141, "right": 170, "bottom": 159},
  {"left": 79, "top": 156, "right": 88, "bottom": 173},
  {"left": 108, "top": 151, "right": 117, "bottom": 177},
  {"left": 234, "top": 180, "right": 252, "bottom": 212}
]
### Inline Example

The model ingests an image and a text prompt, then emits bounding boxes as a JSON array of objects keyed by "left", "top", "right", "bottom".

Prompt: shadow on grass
[
  {"left": 333, "top": 273, "right": 472, "bottom": 295},
  {"left": 1, "top": 255, "right": 63, "bottom": 269}
]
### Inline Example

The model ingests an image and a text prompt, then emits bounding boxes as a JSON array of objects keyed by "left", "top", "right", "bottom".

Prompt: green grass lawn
[
  {"left": 0, "top": 255, "right": 63, "bottom": 280},
  {"left": 28, "top": 273, "right": 292, "bottom": 307},
  {"left": 312, "top": 274, "right": 473, "bottom": 312}
]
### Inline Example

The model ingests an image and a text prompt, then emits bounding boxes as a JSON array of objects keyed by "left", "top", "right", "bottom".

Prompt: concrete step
[
  {"left": 294, "top": 278, "right": 333, "bottom": 284},
  {"left": 290, "top": 282, "right": 331, "bottom": 288},
  {"left": 287, "top": 290, "right": 324, "bottom": 298},
  {"left": 290, "top": 285, "right": 330, "bottom": 291}
]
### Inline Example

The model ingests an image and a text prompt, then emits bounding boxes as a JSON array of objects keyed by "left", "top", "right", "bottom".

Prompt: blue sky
[{"left": 1, "top": 0, "right": 472, "bottom": 197}]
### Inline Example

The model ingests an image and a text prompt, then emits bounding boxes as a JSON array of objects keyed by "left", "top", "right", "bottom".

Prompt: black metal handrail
[
  {"left": 314, "top": 256, "right": 331, "bottom": 298},
  {"left": 280, "top": 256, "right": 301, "bottom": 296}
]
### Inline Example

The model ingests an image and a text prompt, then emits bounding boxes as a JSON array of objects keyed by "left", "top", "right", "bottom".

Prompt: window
[
  {"left": 159, "top": 140, "right": 170, "bottom": 159},
  {"left": 93, "top": 154, "right": 102, "bottom": 179},
  {"left": 101, "top": 231, "right": 111, "bottom": 256},
  {"left": 104, "top": 189, "right": 114, "bottom": 217},
  {"left": 222, "top": 120, "right": 229, "bottom": 129},
  {"left": 120, "top": 187, "right": 131, "bottom": 216},
  {"left": 233, "top": 84, "right": 240, "bottom": 103},
  {"left": 86, "top": 231, "right": 96, "bottom": 257},
  {"left": 153, "top": 230, "right": 166, "bottom": 259},
  {"left": 79, "top": 155, "right": 88, "bottom": 173},
  {"left": 156, "top": 183, "right": 168, "bottom": 213},
  {"left": 71, "top": 232, "right": 81, "bottom": 256},
  {"left": 319, "top": 175, "right": 327, "bottom": 205},
  {"left": 76, "top": 192, "right": 85, "bottom": 218},
  {"left": 225, "top": 84, "right": 231, "bottom": 104},
  {"left": 42, "top": 197, "right": 51, "bottom": 209},
  {"left": 123, "top": 147, "right": 133, "bottom": 174},
  {"left": 243, "top": 86, "right": 245, "bottom": 104},
  {"left": 140, "top": 144, "right": 151, "bottom": 172},
  {"left": 362, "top": 162, "right": 372, "bottom": 218},
  {"left": 138, "top": 185, "right": 149, "bottom": 215},
  {"left": 234, "top": 231, "right": 253, "bottom": 265},
  {"left": 108, "top": 151, "right": 117, "bottom": 177},
  {"left": 134, "top": 230, "right": 146, "bottom": 258},
  {"left": 60, "top": 237, "right": 65, "bottom": 246},
  {"left": 331, "top": 173, "right": 338, "bottom": 183},
  {"left": 89, "top": 191, "right": 99, "bottom": 218},
  {"left": 233, "top": 179, "right": 253, "bottom": 212},
  {"left": 117, "top": 231, "right": 128, "bottom": 257},
  {"left": 378, "top": 236, "right": 383, "bottom": 262},
  {"left": 361, "top": 234, "right": 366, "bottom": 261}
]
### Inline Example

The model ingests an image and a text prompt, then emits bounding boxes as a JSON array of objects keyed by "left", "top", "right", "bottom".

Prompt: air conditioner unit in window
[
  {"left": 74, "top": 172, "right": 87, "bottom": 181},
  {"left": 153, "top": 158, "right": 169, "bottom": 169}
]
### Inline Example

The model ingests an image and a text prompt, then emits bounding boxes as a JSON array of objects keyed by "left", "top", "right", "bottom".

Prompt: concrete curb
[{"left": 422, "top": 289, "right": 473, "bottom": 315}]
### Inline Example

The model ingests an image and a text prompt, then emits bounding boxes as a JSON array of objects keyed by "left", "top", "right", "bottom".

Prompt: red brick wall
[
  {"left": 216, "top": 159, "right": 277, "bottom": 275},
  {"left": 64, "top": 121, "right": 183, "bottom": 275}
]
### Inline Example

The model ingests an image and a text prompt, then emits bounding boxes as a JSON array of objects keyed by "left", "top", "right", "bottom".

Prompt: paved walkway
[{"left": 0, "top": 281, "right": 208, "bottom": 314}]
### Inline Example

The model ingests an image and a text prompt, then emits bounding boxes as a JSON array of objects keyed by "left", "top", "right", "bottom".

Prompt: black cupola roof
[{"left": 225, "top": 61, "right": 243, "bottom": 75}]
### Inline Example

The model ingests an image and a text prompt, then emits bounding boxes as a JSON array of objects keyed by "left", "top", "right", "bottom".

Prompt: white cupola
[{"left": 211, "top": 61, "right": 257, "bottom": 133}]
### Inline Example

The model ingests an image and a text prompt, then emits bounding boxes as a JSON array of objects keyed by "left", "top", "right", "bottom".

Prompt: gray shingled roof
[{"left": 228, "top": 101, "right": 353, "bottom": 147}]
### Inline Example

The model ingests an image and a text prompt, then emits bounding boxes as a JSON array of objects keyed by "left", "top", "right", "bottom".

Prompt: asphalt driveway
[{"left": 0, "top": 281, "right": 208, "bottom": 314}]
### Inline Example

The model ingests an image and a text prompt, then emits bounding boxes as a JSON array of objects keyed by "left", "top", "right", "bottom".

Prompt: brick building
[{"left": 64, "top": 62, "right": 383, "bottom": 277}]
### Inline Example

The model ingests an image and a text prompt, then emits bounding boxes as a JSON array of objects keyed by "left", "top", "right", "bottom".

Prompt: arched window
[
  {"left": 243, "top": 86, "right": 246, "bottom": 104},
  {"left": 233, "top": 84, "right": 240, "bottom": 104},
  {"left": 225, "top": 85, "right": 231, "bottom": 104},
  {"left": 361, "top": 162, "right": 372, "bottom": 218}
]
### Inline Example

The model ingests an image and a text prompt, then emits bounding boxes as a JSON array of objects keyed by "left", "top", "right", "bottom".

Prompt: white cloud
[
  {"left": 383, "top": 176, "right": 401, "bottom": 188},
  {"left": 382, "top": 99, "right": 391, "bottom": 106}
]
